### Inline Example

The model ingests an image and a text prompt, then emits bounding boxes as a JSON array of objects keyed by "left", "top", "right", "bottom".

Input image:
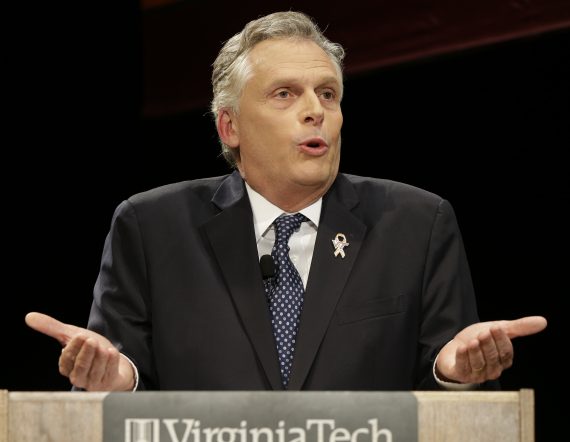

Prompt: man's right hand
[{"left": 25, "top": 312, "right": 135, "bottom": 391}]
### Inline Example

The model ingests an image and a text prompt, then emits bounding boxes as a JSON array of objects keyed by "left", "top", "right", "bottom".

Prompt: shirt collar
[{"left": 245, "top": 181, "right": 321, "bottom": 241}]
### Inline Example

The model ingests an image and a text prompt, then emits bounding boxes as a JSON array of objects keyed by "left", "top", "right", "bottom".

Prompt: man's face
[{"left": 228, "top": 38, "right": 343, "bottom": 203}]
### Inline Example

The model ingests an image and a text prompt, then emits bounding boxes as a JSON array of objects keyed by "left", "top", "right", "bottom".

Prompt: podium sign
[{"left": 103, "top": 391, "right": 418, "bottom": 442}]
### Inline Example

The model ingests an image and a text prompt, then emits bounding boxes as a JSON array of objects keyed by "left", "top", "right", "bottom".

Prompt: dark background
[{"left": 4, "top": 2, "right": 568, "bottom": 441}]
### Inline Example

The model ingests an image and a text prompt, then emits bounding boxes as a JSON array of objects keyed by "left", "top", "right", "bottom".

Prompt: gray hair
[{"left": 211, "top": 11, "right": 345, "bottom": 168}]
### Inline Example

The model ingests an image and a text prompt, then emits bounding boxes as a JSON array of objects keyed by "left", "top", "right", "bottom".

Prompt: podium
[{"left": 1, "top": 389, "right": 534, "bottom": 442}]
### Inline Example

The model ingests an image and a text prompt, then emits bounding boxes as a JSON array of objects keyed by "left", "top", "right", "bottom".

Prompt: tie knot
[{"left": 273, "top": 213, "right": 307, "bottom": 245}]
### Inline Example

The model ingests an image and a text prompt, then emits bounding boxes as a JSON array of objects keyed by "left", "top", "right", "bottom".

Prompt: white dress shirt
[{"left": 245, "top": 182, "right": 320, "bottom": 289}]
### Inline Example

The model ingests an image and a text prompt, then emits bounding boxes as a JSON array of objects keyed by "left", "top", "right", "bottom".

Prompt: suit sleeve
[
  {"left": 87, "top": 199, "right": 157, "bottom": 390},
  {"left": 415, "top": 199, "right": 499, "bottom": 390}
]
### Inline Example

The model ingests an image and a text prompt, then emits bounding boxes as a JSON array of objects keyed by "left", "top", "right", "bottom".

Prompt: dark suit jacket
[{"left": 88, "top": 171, "right": 483, "bottom": 391}]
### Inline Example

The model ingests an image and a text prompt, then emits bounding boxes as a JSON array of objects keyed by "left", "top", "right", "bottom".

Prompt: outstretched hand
[
  {"left": 436, "top": 316, "right": 547, "bottom": 384},
  {"left": 25, "top": 312, "right": 135, "bottom": 391}
]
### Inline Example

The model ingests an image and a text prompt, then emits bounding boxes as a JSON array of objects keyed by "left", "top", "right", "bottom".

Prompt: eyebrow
[{"left": 265, "top": 76, "right": 341, "bottom": 91}]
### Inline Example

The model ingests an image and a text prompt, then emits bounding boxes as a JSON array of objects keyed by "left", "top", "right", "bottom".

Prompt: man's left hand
[{"left": 436, "top": 316, "right": 547, "bottom": 384}]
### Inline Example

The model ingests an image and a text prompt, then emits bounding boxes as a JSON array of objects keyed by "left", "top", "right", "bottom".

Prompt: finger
[
  {"left": 59, "top": 335, "right": 88, "bottom": 377},
  {"left": 453, "top": 344, "right": 471, "bottom": 379},
  {"left": 504, "top": 316, "right": 547, "bottom": 339},
  {"left": 102, "top": 348, "right": 121, "bottom": 388},
  {"left": 478, "top": 330, "right": 500, "bottom": 367},
  {"left": 467, "top": 339, "right": 486, "bottom": 374},
  {"left": 69, "top": 338, "right": 98, "bottom": 388},
  {"left": 479, "top": 329, "right": 503, "bottom": 380},
  {"left": 491, "top": 326, "right": 513, "bottom": 369},
  {"left": 87, "top": 345, "right": 111, "bottom": 387},
  {"left": 25, "top": 312, "right": 73, "bottom": 346}
]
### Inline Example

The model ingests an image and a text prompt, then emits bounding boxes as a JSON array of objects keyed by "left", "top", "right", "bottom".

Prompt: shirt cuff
[{"left": 121, "top": 353, "right": 140, "bottom": 391}]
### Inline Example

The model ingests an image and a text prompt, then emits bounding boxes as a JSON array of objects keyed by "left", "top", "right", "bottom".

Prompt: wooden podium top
[{"left": 1, "top": 389, "right": 534, "bottom": 442}]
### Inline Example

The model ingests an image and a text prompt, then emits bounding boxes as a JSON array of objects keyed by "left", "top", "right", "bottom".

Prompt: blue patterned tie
[{"left": 264, "top": 213, "right": 307, "bottom": 388}]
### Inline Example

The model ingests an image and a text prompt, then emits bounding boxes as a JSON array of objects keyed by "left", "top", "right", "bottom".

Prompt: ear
[{"left": 216, "top": 109, "right": 240, "bottom": 148}]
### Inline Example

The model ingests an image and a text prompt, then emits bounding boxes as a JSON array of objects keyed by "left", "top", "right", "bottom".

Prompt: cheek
[
  {"left": 332, "top": 112, "right": 343, "bottom": 133},
  {"left": 244, "top": 113, "right": 283, "bottom": 142},
  {"left": 259, "top": 123, "right": 292, "bottom": 152}
]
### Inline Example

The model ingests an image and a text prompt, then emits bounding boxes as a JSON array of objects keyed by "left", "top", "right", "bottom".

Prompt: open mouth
[{"left": 300, "top": 137, "right": 328, "bottom": 149}]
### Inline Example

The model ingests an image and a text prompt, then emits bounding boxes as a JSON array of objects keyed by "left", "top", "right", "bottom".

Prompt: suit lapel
[
  {"left": 204, "top": 173, "right": 283, "bottom": 390},
  {"left": 288, "top": 175, "right": 367, "bottom": 390}
]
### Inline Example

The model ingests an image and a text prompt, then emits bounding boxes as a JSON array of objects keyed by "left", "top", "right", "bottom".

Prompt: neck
[{"left": 248, "top": 180, "right": 329, "bottom": 213}]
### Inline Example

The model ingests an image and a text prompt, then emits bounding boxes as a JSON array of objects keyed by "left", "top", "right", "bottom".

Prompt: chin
[{"left": 295, "top": 167, "right": 336, "bottom": 189}]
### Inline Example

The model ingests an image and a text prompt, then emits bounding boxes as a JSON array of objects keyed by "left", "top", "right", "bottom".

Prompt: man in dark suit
[{"left": 26, "top": 11, "right": 546, "bottom": 392}]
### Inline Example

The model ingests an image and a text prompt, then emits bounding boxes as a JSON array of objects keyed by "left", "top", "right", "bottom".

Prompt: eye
[
  {"left": 320, "top": 90, "right": 336, "bottom": 101},
  {"left": 275, "top": 89, "right": 291, "bottom": 99}
]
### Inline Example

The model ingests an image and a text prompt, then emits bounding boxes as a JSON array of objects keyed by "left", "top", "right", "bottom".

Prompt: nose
[{"left": 301, "top": 92, "right": 324, "bottom": 126}]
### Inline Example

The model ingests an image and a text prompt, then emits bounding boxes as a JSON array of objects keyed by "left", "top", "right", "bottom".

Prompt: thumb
[
  {"left": 25, "top": 312, "right": 76, "bottom": 346},
  {"left": 504, "top": 315, "right": 547, "bottom": 338}
]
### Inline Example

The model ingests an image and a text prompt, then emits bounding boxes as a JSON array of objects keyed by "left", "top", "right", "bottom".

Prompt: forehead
[{"left": 246, "top": 38, "right": 340, "bottom": 82}]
